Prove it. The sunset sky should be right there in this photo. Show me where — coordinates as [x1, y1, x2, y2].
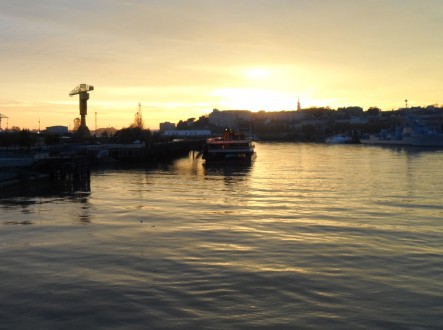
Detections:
[1, 0, 443, 131]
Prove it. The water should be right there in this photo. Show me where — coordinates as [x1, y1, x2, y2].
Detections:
[1, 143, 443, 329]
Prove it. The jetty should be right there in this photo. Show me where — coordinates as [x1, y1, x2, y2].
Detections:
[0, 140, 204, 187]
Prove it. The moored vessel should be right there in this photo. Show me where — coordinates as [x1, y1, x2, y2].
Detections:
[325, 134, 354, 144]
[360, 126, 443, 147]
[202, 129, 256, 164]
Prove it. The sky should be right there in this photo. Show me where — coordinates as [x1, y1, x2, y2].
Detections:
[1, 0, 443, 131]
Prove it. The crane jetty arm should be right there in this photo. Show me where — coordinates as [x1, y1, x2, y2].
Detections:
[69, 84, 94, 96]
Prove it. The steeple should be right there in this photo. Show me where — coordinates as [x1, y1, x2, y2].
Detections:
[297, 98, 301, 111]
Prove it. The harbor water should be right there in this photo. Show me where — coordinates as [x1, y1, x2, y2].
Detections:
[1, 143, 442, 329]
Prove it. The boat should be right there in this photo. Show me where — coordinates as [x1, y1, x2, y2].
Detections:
[360, 125, 443, 147]
[325, 134, 354, 144]
[202, 129, 257, 164]
[360, 109, 443, 147]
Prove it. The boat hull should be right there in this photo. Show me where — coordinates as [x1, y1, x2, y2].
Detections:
[202, 134, 257, 164]
[203, 150, 256, 164]
[360, 136, 411, 146]
[360, 134, 443, 147]
[325, 134, 353, 144]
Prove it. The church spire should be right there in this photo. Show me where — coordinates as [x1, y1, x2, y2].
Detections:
[297, 98, 301, 111]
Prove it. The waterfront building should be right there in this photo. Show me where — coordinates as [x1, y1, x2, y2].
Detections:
[162, 130, 212, 138]
[208, 109, 252, 131]
[46, 125, 69, 135]
[253, 110, 306, 123]
[160, 122, 176, 132]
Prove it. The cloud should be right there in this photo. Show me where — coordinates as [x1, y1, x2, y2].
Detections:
[2, 0, 443, 129]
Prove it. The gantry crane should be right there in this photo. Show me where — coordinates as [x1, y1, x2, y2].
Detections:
[0, 113, 8, 131]
[69, 84, 94, 137]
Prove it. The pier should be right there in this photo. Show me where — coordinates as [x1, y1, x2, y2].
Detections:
[0, 140, 204, 187]
[107, 140, 204, 162]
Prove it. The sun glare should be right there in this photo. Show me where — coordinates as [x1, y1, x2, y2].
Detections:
[213, 88, 298, 111]
[245, 68, 269, 80]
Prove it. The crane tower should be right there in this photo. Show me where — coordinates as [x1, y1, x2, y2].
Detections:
[69, 84, 94, 137]
[0, 113, 8, 131]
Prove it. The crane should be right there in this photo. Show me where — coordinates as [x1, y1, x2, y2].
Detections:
[0, 113, 8, 131]
[69, 84, 94, 137]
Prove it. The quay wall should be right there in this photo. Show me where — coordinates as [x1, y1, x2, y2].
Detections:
[0, 140, 203, 186]
[0, 157, 35, 186]
[108, 140, 204, 162]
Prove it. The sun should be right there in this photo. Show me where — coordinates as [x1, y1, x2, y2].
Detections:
[212, 88, 297, 111]
[244, 68, 270, 80]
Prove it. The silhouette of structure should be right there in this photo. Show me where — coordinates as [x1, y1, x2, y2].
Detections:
[69, 84, 94, 137]
[0, 113, 8, 131]
[132, 102, 144, 129]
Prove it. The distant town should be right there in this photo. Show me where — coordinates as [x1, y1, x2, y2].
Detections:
[160, 105, 443, 142]
[1, 104, 443, 146]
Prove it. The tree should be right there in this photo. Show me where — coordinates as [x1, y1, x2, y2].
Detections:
[112, 126, 151, 144]
[131, 103, 144, 129]
[366, 107, 381, 117]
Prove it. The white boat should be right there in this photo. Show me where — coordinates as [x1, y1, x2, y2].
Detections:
[325, 134, 353, 144]
[360, 126, 443, 147]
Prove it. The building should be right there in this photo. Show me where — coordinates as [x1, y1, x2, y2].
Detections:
[208, 109, 252, 131]
[159, 122, 176, 132]
[46, 126, 68, 135]
[162, 130, 212, 138]
[253, 110, 306, 123]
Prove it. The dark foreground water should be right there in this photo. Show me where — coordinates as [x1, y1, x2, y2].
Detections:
[1, 143, 443, 329]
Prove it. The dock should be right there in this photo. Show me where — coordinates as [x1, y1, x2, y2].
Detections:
[0, 140, 204, 187]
